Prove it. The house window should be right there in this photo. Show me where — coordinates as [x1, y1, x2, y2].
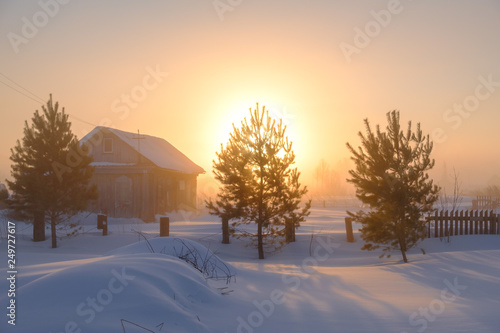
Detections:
[103, 138, 113, 153]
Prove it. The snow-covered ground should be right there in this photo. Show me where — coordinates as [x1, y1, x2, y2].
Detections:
[1, 206, 499, 333]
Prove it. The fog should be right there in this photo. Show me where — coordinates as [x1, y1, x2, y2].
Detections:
[1, 1, 499, 196]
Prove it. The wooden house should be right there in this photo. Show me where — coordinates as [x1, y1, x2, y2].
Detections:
[81, 127, 204, 221]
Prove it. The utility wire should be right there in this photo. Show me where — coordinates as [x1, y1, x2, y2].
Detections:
[0, 72, 98, 128]
[0, 72, 45, 103]
[0, 79, 44, 105]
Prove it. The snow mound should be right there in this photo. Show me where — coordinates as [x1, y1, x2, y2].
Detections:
[1, 254, 222, 333]
[108, 237, 236, 282]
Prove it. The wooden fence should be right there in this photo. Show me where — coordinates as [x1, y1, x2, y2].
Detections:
[427, 210, 500, 238]
[472, 196, 500, 210]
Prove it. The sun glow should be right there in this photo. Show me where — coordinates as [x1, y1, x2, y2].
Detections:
[211, 98, 308, 170]
[216, 102, 298, 147]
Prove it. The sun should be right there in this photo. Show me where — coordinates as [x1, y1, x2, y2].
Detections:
[214, 98, 299, 144]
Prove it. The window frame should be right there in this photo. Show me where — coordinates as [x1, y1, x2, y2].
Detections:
[103, 138, 114, 154]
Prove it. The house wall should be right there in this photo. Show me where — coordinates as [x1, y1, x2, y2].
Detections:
[90, 167, 198, 221]
[153, 170, 198, 214]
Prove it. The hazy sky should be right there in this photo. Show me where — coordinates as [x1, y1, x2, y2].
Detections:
[1, 0, 499, 192]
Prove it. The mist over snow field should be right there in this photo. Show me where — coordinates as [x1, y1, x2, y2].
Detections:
[1, 206, 499, 333]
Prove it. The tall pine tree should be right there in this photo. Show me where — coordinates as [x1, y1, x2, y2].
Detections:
[346, 111, 439, 263]
[206, 104, 310, 259]
[7, 95, 97, 248]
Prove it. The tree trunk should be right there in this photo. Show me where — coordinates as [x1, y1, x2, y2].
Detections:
[51, 215, 57, 249]
[33, 209, 45, 242]
[398, 235, 408, 263]
[397, 220, 408, 263]
[221, 217, 230, 244]
[285, 219, 295, 243]
[257, 221, 264, 259]
[400, 248, 408, 263]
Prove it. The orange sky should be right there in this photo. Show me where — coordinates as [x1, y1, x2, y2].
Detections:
[1, 0, 500, 192]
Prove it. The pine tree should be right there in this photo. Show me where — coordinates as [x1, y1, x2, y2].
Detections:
[346, 110, 439, 263]
[7, 95, 97, 247]
[206, 104, 310, 259]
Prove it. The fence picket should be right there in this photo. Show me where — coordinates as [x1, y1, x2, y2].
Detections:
[427, 209, 500, 238]
[459, 210, 464, 235]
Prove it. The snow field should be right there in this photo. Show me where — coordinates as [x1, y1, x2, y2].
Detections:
[0, 207, 499, 332]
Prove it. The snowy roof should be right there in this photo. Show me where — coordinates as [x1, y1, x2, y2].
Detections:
[81, 126, 205, 174]
[90, 162, 137, 167]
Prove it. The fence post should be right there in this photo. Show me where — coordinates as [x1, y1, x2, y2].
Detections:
[493, 212, 499, 235]
[439, 210, 445, 238]
[497, 213, 500, 235]
[97, 214, 107, 236]
[345, 217, 354, 243]
[427, 213, 431, 238]
[102, 216, 108, 236]
[449, 210, 454, 236]
[435, 210, 439, 238]
[465, 210, 470, 235]
[474, 211, 479, 235]
[459, 210, 464, 235]
[160, 217, 170, 237]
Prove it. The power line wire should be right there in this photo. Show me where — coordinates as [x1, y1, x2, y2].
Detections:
[0, 79, 44, 105]
[0, 72, 45, 103]
[0, 74, 98, 128]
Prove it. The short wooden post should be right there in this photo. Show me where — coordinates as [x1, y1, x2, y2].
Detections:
[102, 216, 108, 236]
[160, 217, 170, 237]
[97, 214, 106, 230]
[97, 214, 107, 236]
[345, 217, 354, 243]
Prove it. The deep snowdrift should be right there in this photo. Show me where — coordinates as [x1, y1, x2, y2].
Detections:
[0, 253, 224, 333]
[107, 237, 236, 281]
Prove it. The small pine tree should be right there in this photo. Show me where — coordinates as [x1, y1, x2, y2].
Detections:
[206, 104, 310, 259]
[7, 95, 97, 247]
[346, 111, 440, 263]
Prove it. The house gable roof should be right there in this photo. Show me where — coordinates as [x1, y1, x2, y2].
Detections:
[81, 127, 205, 175]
